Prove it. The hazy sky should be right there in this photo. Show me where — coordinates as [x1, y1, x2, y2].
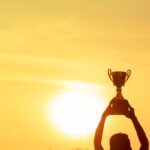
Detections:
[0, 0, 150, 150]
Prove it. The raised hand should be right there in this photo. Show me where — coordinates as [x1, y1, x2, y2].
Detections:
[102, 100, 113, 117]
[123, 102, 136, 119]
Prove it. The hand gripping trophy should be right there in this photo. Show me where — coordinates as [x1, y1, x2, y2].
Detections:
[108, 69, 131, 114]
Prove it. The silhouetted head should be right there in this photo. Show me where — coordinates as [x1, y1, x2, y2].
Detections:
[110, 133, 132, 150]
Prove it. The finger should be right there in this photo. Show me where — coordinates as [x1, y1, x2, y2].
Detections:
[109, 99, 115, 107]
[129, 105, 134, 111]
[127, 103, 134, 110]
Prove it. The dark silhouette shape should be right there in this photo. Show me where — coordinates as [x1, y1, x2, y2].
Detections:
[94, 100, 149, 150]
[110, 133, 131, 150]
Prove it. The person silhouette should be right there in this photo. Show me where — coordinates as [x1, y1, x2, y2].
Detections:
[94, 100, 149, 150]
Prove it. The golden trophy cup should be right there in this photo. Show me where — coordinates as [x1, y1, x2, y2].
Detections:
[108, 69, 131, 114]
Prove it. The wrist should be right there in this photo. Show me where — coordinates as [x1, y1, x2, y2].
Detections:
[102, 113, 107, 119]
[130, 114, 137, 120]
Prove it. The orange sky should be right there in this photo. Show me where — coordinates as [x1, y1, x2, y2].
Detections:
[0, 0, 150, 150]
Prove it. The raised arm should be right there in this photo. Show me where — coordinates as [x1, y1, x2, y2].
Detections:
[125, 105, 149, 150]
[94, 103, 111, 150]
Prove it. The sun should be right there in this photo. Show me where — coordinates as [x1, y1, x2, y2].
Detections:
[46, 83, 106, 137]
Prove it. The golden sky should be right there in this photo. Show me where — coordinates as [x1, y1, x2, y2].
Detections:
[0, 0, 150, 150]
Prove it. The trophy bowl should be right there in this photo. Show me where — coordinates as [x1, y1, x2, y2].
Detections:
[108, 69, 131, 88]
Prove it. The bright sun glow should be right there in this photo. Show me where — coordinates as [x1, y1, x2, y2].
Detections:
[47, 82, 106, 137]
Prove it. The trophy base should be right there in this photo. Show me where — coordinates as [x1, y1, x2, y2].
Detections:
[110, 99, 129, 115]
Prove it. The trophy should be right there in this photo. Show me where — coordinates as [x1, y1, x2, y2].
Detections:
[108, 69, 131, 114]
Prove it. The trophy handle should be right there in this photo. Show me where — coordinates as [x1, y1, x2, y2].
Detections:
[125, 69, 131, 82]
[108, 69, 113, 81]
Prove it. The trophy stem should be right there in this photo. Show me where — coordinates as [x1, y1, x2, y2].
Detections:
[115, 87, 124, 100]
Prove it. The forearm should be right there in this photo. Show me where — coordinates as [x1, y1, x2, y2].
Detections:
[131, 115, 149, 149]
[94, 115, 106, 150]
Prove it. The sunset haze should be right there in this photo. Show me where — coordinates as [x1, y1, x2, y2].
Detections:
[0, 0, 150, 150]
